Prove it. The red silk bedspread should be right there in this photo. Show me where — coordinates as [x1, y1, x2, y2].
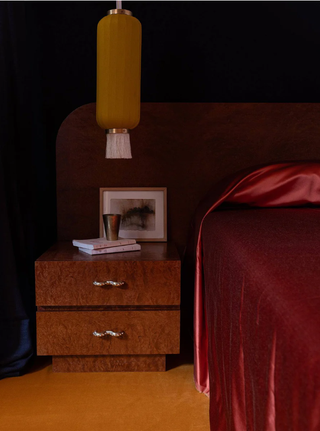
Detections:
[202, 208, 320, 431]
[191, 161, 320, 430]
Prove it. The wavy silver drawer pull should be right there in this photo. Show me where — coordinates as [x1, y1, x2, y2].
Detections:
[93, 280, 125, 287]
[93, 330, 125, 338]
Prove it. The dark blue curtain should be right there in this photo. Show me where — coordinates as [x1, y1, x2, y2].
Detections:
[0, 2, 54, 378]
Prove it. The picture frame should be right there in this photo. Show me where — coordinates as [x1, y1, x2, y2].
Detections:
[99, 187, 167, 242]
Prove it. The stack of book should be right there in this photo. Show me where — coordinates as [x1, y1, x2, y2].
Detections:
[72, 238, 141, 255]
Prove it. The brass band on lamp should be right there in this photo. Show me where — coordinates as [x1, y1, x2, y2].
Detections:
[96, 6, 142, 159]
[107, 129, 130, 134]
[108, 9, 132, 16]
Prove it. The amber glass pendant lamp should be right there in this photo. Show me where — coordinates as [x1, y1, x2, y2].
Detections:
[96, 0, 142, 159]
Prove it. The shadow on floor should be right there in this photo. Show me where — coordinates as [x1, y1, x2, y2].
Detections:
[26, 356, 52, 374]
[167, 335, 194, 371]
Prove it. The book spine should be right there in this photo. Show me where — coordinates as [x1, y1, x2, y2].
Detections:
[79, 244, 141, 255]
[91, 240, 136, 250]
[72, 239, 136, 250]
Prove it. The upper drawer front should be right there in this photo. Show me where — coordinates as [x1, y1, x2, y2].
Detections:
[37, 310, 180, 356]
[35, 260, 180, 306]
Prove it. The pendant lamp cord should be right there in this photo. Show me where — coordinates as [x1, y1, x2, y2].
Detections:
[116, 1, 122, 9]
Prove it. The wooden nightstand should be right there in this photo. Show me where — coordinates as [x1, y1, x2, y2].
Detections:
[35, 242, 180, 372]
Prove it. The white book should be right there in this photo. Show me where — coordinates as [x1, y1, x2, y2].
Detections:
[78, 243, 141, 255]
[72, 237, 136, 250]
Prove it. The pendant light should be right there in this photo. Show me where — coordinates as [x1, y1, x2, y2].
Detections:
[96, 1, 142, 159]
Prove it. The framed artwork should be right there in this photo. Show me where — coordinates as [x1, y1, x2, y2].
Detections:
[99, 187, 167, 242]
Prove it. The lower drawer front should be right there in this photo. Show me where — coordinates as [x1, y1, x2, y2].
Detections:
[37, 310, 180, 356]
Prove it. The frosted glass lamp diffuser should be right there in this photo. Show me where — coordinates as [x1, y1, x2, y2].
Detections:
[106, 129, 132, 159]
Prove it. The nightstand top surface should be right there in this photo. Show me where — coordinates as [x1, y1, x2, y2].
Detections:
[36, 242, 180, 262]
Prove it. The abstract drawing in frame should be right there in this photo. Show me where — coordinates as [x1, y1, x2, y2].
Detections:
[99, 187, 167, 242]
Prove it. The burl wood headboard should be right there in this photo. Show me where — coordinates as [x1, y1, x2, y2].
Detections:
[56, 103, 320, 255]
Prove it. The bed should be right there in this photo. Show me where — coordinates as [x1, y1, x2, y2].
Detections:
[189, 161, 320, 430]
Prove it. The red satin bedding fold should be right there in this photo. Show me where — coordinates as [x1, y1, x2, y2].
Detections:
[202, 209, 320, 430]
[192, 162, 320, 427]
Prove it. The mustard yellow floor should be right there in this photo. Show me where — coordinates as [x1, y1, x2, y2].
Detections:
[0, 360, 209, 431]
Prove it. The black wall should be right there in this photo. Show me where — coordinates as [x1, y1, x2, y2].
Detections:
[27, 1, 320, 126]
